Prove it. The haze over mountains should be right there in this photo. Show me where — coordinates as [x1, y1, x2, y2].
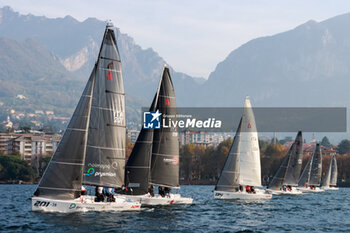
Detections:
[202, 15, 350, 108]
[1, 6, 350, 137]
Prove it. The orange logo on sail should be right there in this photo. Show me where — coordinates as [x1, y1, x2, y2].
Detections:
[248, 122, 251, 128]
[165, 98, 170, 106]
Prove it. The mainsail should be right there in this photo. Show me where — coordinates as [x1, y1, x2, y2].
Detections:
[150, 67, 180, 188]
[34, 67, 96, 200]
[309, 143, 322, 186]
[83, 27, 126, 188]
[238, 97, 261, 186]
[215, 97, 261, 191]
[268, 131, 303, 190]
[330, 155, 338, 186]
[124, 95, 157, 194]
[215, 119, 242, 191]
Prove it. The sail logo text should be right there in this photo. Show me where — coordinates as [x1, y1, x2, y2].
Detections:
[163, 118, 222, 129]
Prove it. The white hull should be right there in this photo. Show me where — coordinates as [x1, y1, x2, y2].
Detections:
[321, 187, 339, 191]
[118, 193, 193, 206]
[214, 190, 272, 200]
[266, 189, 302, 195]
[298, 187, 325, 193]
[32, 195, 141, 212]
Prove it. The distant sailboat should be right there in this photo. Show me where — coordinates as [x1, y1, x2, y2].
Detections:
[119, 67, 193, 205]
[214, 97, 272, 199]
[321, 155, 339, 190]
[32, 24, 141, 212]
[266, 131, 303, 195]
[298, 143, 324, 193]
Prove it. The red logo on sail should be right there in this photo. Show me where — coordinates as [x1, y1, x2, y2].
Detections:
[165, 98, 170, 106]
[248, 122, 251, 128]
[107, 62, 114, 81]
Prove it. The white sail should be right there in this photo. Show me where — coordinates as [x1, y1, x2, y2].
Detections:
[238, 97, 261, 186]
[321, 160, 331, 188]
[330, 155, 338, 186]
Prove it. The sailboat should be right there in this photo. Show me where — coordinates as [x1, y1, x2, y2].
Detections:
[118, 67, 193, 205]
[321, 155, 339, 190]
[297, 143, 324, 193]
[266, 131, 303, 195]
[32, 24, 141, 212]
[214, 97, 272, 199]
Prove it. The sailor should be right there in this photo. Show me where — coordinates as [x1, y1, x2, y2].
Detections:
[95, 186, 104, 202]
[282, 185, 287, 191]
[148, 185, 155, 197]
[159, 186, 165, 197]
[239, 185, 243, 192]
[81, 186, 87, 196]
[251, 186, 255, 194]
[245, 185, 251, 193]
[164, 187, 171, 197]
[104, 187, 115, 202]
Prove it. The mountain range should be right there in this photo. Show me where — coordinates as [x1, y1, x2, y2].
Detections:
[0, 6, 203, 120]
[1, 6, 350, 138]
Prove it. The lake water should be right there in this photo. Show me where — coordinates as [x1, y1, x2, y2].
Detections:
[1, 185, 349, 232]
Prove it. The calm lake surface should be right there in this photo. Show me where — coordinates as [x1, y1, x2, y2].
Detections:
[1, 185, 350, 232]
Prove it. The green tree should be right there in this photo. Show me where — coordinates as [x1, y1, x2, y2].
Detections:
[321, 136, 332, 148]
[0, 155, 37, 182]
[338, 139, 350, 154]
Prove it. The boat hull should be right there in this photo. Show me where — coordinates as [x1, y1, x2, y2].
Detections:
[213, 190, 272, 200]
[31, 195, 141, 212]
[118, 194, 193, 206]
[266, 189, 302, 195]
[298, 187, 325, 193]
[321, 187, 339, 191]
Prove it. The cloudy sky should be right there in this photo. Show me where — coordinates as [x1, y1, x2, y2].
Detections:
[1, 0, 350, 78]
